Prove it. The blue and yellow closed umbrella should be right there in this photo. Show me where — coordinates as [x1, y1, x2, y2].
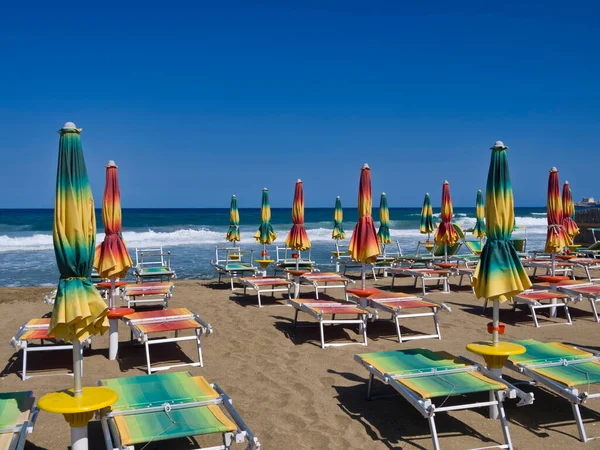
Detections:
[473, 189, 486, 239]
[226, 195, 241, 245]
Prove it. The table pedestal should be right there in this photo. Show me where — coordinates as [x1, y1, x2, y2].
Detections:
[537, 275, 570, 317]
[286, 269, 308, 298]
[107, 307, 135, 360]
[347, 288, 381, 308]
[255, 259, 273, 277]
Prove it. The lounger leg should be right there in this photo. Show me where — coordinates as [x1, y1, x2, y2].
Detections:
[590, 298, 600, 323]
[22, 348, 27, 381]
[531, 306, 540, 328]
[223, 432, 233, 450]
[391, 274, 396, 289]
[294, 309, 299, 327]
[367, 373, 374, 400]
[496, 392, 514, 450]
[572, 403, 588, 442]
[564, 303, 573, 325]
[319, 321, 326, 349]
[145, 342, 152, 375]
[196, 329, 203, 367]
[427, 414, 441, 450]
[433, 308, 441, 339]
[361, 315, 368, 346]
[394, 314, 402, 343]
[257, 291, 262, 308]
[422, 279, 426, 297]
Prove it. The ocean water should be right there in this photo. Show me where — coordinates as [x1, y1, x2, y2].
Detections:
[0, 207, 547, 287]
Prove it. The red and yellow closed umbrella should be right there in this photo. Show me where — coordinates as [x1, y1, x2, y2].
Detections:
[434, 181, 459, 261]
[546, 168, 571, 274]
[285, 179, 311, 269]
[562, 181, 580, 241]
[349, 164, 381, 288]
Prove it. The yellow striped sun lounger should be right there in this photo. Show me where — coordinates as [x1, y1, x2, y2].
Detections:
[0, 392, 37, 450]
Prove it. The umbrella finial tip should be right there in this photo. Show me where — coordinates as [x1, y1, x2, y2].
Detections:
[362, 163, 370, 169]
[232, 194, 236, 197]
[565, 181, 569, 184]
[491, 140, 508, 150]
[336, 195, 340, 198]
[107, 160, 116, 167]
[444, 180, 449, 184]
[382, 192, 386, 195]
[62, 121, 76, 129]
[297, 178, 302, 183]
[551, 167, 558, 172]
[263, 187, 268, 190]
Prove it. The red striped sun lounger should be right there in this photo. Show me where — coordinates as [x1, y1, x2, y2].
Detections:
[556, 283, 600, 322]
[512, 290, 572, 327]
[9, 318, 91, 381]
[299, 272, 354, 300]
[123, 308, 212, 374]
[122, 281, 174, 309]
[388, 268, 450, 295]
[288, 298, 369, 349]
[239, 277, 292, 307]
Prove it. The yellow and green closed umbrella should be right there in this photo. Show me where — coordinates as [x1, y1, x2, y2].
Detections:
[473, 189, 486, 239]
[561, 181, 579, 241]
[254, 188, 277, 256]
[226, 195, 241, 245]
[419, 193, 434, 239]
[434, 181, 459, 261]
[473, 141, 531, 345]
[377, 193, 392, 245]
[332, 196, 346, 240]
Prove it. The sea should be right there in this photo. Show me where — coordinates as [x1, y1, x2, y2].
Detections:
[0, 207, 548, 287]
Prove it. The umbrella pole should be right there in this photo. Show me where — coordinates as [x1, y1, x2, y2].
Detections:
[551, 253, 556, 276]
[444, 244, 448, 262]
[492, 298, 499, 346]
[71, 339, 88, 450]
[361, 263, 366, 290]
[109, 276, 116, 310]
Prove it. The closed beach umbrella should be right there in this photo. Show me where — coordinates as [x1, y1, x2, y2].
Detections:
[434, 181, 459, 261]
[285, 179, 311, 268]
[545, 168, 571, 274]
[562, 181, 580, 241]
[473, 141, 531, 345]
[377, 193, 392, 245]
[50, 122, 110, 396]
[226, 195, 241, 245]
[332, 196, 346, 240]
[349, 164, 381, 288]
[254, 188, 277, 256]
[473, 189, 486, 239]
[94, 160, 133, 309]
[419, 193, 434, 239]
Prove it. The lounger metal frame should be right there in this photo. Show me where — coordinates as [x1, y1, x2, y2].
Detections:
[522, 259, 575, 279]
[121, 282, 174, 309]
[99, 380, 260, 450]
[389, 268, 450, 295]
[0, 391, 39, 450]
[355, 354, 533, 450]
[559, 284, 600, 322]
[134, 247, 176, 282]
[511, 290, 573, 328]
[211, 247, 258, 290]
[124, 310, 213, 375]
[299, 273, 354, 300]
[240, 277, 292, 308]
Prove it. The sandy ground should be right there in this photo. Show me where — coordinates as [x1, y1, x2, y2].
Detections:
[2, 269, 600, 450]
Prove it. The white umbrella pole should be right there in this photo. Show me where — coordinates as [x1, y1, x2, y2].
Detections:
[109, 276, 116, 309]
[444, 244, 448, 262]
[492, 298, 499, 346]
[361, 263, 366, 290]
[73, 339, 82, 396]
[551, 253, 556, 276]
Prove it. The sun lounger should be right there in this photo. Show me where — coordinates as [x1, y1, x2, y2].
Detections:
[511, 290, 572, 327]
[0, 391, 38, 450]
[288, 298, 369, 348]
[388, 268, 450, 295]
[522, 259, 575, 279]
[123, 308, 212, 374]
[298, 272, 353, 300]
[99, 371, 260, 450]
[211, 247, 258, 290]
[577, 241, 600, 258]
[568, 258, 600, 282]
[134, 247, 176, 282]
[121, 281, 174, 309]
[238, 277, 292, 307]
[351, 291, 451, 343]
[9, 318, 91, 380]
[396, 242, 463, 268]
[506, 339, 600, 442]
[355, 348, 532, 450]
[273, 246, 316, 274]
[557, 283, 600, 322]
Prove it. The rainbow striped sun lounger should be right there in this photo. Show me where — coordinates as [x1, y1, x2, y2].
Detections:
[512, 290, 573, 327]
[388, 268, 450, 295]
[211, 247, 259, 290]
[9, 318, 91, 381]
[0, 392, 38, 450]
[123, 308, 213, 374]
[122, 281, 174, 309]
[506, 339, 600, 442]
[134, 247, 176, 283]
[569, 258, 600, 282]
[558, 283, 600, 322]
[239, 277, 292, 308]
[355, 348, 532, 450]
[299, 272, 354, 300]
[288, 298, 369, 349]
[351, 291, 451, 343]
[522, 259, 575, 278]
[99, 372, 260, 450]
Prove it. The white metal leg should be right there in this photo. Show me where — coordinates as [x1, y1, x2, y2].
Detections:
[108, 319, 119, 361]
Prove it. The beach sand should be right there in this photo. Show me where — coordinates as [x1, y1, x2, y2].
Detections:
[1, 271, 600, 449]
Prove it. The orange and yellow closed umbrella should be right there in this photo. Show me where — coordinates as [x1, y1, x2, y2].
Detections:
[562, 181, 579, 241]
[434, 181, 459, 261]
[285, 179, 311, 269]
[546, 168, 571, 274]
[349, 164, 381, 289]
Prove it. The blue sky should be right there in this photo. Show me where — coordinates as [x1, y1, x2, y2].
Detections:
[0, 1, 598, 209]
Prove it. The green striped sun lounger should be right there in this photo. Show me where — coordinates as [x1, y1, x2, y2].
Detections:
[0, 392, 37, 450]
[506, 339, 600, 442]
[99, 372, 260, 449]
[355, 348, 533, 450]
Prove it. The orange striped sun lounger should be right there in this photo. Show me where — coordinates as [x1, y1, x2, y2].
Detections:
[350, 291, 451, 343]
[388, 268, 450, 295]
[556, 283, 600, 322]
[288, 298, 369, 349]
[0, 391, 38, 450]
[122, 281, 174, 309]
[355, 348, 533, 450]
[9, 318, 91, 381]
[298, 272, 354, 300]
[239, 277, 292, 308]
[512, 290, 572, 328]
[123, 308, 213, 374]
[568, 258, 600, 282]
[522, 259, 575, 278]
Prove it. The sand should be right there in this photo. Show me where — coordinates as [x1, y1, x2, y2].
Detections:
[1, 271, 600, 449]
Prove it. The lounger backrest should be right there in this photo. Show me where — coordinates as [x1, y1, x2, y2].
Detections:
[511, 238, 527, 252]
[135, 248, 170, 269]
[276, 246, 311, 263]
[382, 241, 402, 258]
[464, 241, 483, 254]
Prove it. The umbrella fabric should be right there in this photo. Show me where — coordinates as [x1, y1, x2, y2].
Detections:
[50, 125, 109, 341]
[562, 181, 580, 240]
[377, 193, 392, 244]
[473, 189, 486, 238]
[285, 180, 311, 251]
[434, 181, 459, 246]
[348, 165, 381, 263]
[545, 168, 571, 253]
[254, 188, 277, 244]
[226, 195, 241, 243]
[419, 193, 434, 235]
[94, 162, 133, 279]
[473, 143, 531, 302]
[332, 196, 346, 240]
